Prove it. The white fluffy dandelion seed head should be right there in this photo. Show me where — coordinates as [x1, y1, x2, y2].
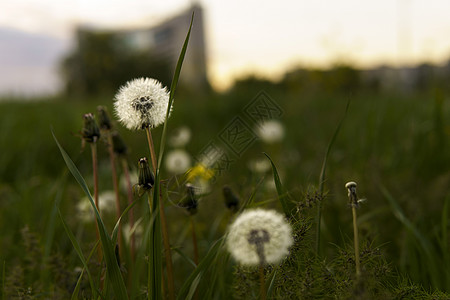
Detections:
[114, 77, 170, 130]
[168, 126, 192, 147]
[226, 209, 293, 266]
[165, 149, 192, 174]
[247, 158, 271, 174]
[77, 190, 116, 222]
[256, 120, 285, 144]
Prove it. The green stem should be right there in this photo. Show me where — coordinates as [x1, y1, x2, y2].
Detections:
[121, 157, 135, 262]
[107, 134, 122, 257]
[352, 206, 361, 277]
[145, 127, 158, 174]
[146, 128, 175, 300]
[90, 142, 102, 263]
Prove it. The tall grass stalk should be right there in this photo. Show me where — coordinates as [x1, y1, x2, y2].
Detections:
[146, 127, 175, 300]
[54, 132, 128, 299]
[149, 12, 193, 300]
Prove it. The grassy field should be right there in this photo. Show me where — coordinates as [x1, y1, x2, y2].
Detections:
[0, 85, 449, 298]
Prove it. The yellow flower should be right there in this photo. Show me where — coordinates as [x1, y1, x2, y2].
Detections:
[185, 163, 214, 182]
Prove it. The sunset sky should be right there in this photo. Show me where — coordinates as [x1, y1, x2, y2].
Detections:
[1, 0, 450, 93]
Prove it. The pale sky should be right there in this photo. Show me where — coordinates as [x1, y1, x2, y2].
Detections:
[1, 0, 450, 92]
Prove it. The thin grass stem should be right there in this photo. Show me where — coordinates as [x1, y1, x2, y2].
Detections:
[145, 127, 158, 173]
[106, 134, 122, 256]
[90, 142, 102, 262]
[121, 157, 136, 261]
[352, 206, 361, 277]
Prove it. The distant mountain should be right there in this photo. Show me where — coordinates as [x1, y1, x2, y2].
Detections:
[0, 27, 72, 97]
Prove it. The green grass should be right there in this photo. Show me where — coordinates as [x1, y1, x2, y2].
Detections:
[0, 85, 449, 298]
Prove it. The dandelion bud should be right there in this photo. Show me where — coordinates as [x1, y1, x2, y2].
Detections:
[138, 157, 154, 191]
[81, 113, 100, 143]
[223, 185, 239, 212]
[179, 184, 198, 215]
[111, 131, 128, 155]
[97, 106, 113, 130]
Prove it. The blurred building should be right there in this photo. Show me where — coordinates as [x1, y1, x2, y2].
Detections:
[118, 3, 208, 88]
[65, 4, 208, 94]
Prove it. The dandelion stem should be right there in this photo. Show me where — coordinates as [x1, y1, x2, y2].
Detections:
[145, 127, 158, 173]
[107, 134, 122, 256]
[259, 265, 267, 300]
[352, 206, 361, 277]
[121, 157, 135, 261]
[90, 142, 102, 261]
[159, 193, 174, 300]
[145, 127, 175, 300]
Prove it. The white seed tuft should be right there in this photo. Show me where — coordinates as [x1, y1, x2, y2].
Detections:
[114, 77, 170, 130]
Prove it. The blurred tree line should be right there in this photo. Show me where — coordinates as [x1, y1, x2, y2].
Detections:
[60, 29, 450, 96]
[231, 61, 450, 95]
[61, 28, 172, 95]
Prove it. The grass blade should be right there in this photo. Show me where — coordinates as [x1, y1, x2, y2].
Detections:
[158, 12, 194, 167]
[149, 188, 162, 300]
[315, 100, 349, 254]
[238, 177, 265, 214]
[52, 131, 129, 299]
[266, 268, 278, 298]
[263, 153, 294, 217]
[111, 196, 141, 244]
[381, 184, 441, 288]
[173, 248, 197, 269]
[177, 237, 224, 300]
[58, 208, 96, 297]
[71, 240, 100, 300]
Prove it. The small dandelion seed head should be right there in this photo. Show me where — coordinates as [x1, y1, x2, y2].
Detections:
[226, 209, 293, 266]
[256, 119, 285, 144]
[168, 126, 192, 147]
[164, 149, 192, 174]
[77, 191, 116, 222]
[114, 77, 170, 130]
